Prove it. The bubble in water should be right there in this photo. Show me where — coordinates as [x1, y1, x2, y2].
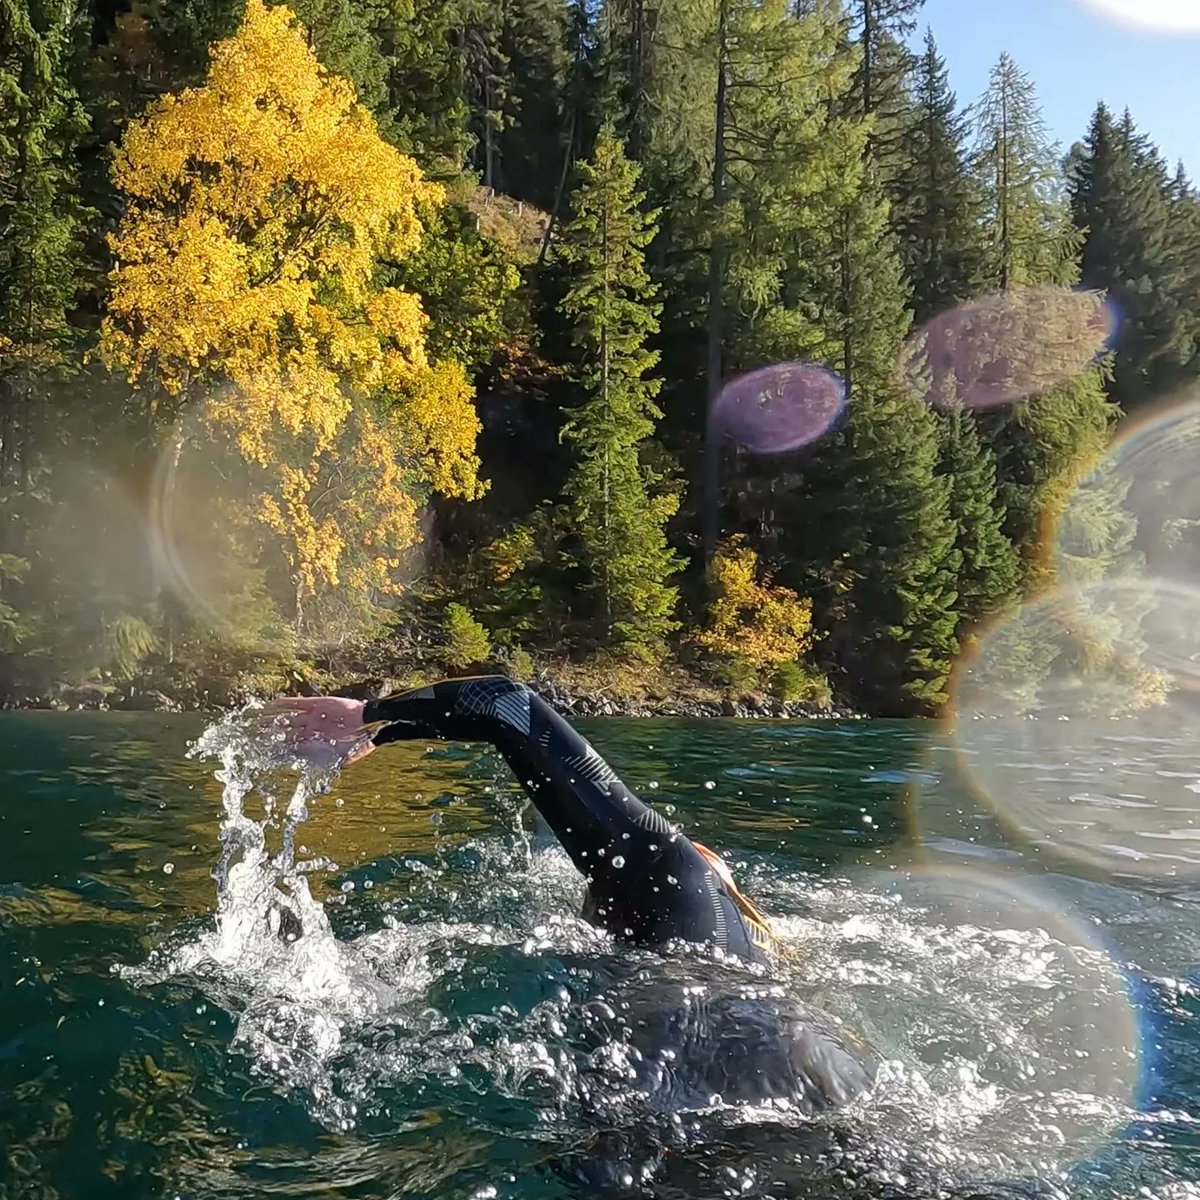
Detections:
[1073, 0, 1200, 31]
[163, 862, 175, 875]
[704, 781, 716, 790]
[710, 362, 847, 455]
[902, 286, 1116, 413]
[611, 856, 626, 869]
[946, 577, 1200, 879]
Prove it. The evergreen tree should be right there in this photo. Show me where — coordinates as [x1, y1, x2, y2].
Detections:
[846, 0, 924, 119]
[844, 0, 925, 182]
[555, 124, 681, 658]
[890, 30, 983, 324]
[973, 52, 1073, 291]
[935, 405, 1020, 633]
[802, 175, 961, 713]
[1068, 104, 1192, 413]
[971, 54, 1118, 569]
[697, 0, 857, 556]
[0, 0, 91, 490]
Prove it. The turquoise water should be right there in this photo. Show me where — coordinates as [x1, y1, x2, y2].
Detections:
[2, 711, 1199, 1199]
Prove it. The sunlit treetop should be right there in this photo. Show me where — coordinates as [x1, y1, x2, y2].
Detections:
[99, 0, 483, 620]
[101, 0, 447, 401]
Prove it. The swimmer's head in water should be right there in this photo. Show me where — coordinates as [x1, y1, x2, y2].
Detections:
[693, 841, 776, 955]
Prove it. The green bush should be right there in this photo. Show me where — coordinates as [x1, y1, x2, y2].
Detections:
[716, 655, 759, 693]
[771, 660, 833, 708]
[103, 614, 159, 681]
[443, 603, 491, 669]
[506, 645, 535, 680]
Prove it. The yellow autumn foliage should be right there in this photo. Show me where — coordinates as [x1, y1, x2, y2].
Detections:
[99, 0, 483, 623]
[697, 537, 814, 670]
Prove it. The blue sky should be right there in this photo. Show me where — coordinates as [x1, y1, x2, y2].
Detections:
[913, 0, 1200, 174]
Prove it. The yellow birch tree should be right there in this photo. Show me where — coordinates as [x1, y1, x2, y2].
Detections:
[99, 0, 483, 634]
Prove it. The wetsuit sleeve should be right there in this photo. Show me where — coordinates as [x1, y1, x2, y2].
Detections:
[363, 676, 766, 962]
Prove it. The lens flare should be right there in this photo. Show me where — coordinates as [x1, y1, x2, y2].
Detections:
[150, 396, 426, 656]
[1055, 396, 1200, 589]
[710, 362, 847, 455]
[903, 287, 1116, 412]
[843, 860, 1141, 1173]
[948, 578, 1200, 880]
[1074, 0, 1200, 32]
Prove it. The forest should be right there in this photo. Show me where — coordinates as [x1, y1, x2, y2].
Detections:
[1, 0, 1198, 716]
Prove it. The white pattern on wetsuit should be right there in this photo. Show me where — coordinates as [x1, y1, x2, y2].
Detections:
[454, 678, 531, 734]
[564, 742, 619, 785]
[703, 871, 730, 950]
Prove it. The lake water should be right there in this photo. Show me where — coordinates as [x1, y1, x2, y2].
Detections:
[2, 711, 1199, 1199]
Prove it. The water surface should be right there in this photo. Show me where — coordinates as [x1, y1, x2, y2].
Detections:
[2, 712, 1198, 1199]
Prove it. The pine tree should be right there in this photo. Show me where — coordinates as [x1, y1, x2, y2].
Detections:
[845, 0, 925, 179]
[971, 54, 1118, 569]
[802, 175, 962, 714]
[0, 0, 91, 490]
[698, 0, 857, 557]
[890, 30, 983, 324]
[1068, 104, 1192, 413]
[555, 125, 681, 659]
[935, 405, 1020, 633]
[973, 53, 1072, 291]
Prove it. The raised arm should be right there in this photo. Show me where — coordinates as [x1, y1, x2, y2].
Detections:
[273, 677, 772, 961]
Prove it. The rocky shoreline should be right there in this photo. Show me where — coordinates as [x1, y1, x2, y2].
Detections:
[1, 672, 863, 721]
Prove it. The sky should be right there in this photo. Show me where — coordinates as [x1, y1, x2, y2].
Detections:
[912, 0, 1200, 175]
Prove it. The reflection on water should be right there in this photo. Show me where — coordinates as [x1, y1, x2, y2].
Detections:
[1, 712, 1199, 1198]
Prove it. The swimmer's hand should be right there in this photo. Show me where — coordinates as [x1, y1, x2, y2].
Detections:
[265, 696, 378, 769]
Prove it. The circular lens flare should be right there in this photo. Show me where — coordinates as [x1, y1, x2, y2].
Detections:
[711, 362, 847, 455]
[1055, 396, 1200, 590]
[150, 396, 426, 656]
[795, 860, 1141, 1176]
[949, 578, 1200, 880]
[1074, 0, 1200, 31]
[903, 287, 1116, 412]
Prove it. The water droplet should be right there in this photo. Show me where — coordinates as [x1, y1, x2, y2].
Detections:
[667, 874, 678, 886]
[612, 855, 626, 869]
[704, 780, 716, 790]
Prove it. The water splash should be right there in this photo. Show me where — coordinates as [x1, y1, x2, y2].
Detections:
[119, 707, 1146, 1194]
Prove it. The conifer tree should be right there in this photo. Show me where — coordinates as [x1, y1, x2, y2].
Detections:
[935, 405, 1020, 633]
[806, 175, 961, 713]
[845, 0, 925, 181]
[555, 125, 681, 659]
[0, 0, 91, 489]
[973, 52, 1072, 291]
[891, 30, 983, 324]
[971, 54, 1118, 568]
[1068, 104, 1191, 412]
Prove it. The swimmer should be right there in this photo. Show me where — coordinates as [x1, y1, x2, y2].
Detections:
[269, 675, 879, 1115]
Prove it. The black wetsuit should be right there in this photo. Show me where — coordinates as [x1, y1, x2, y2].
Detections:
[365, 675, 769, 961]
[364, 675, 879, 1119]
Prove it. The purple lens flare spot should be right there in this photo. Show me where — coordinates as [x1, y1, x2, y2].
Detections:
[711, 362, 848, 455]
